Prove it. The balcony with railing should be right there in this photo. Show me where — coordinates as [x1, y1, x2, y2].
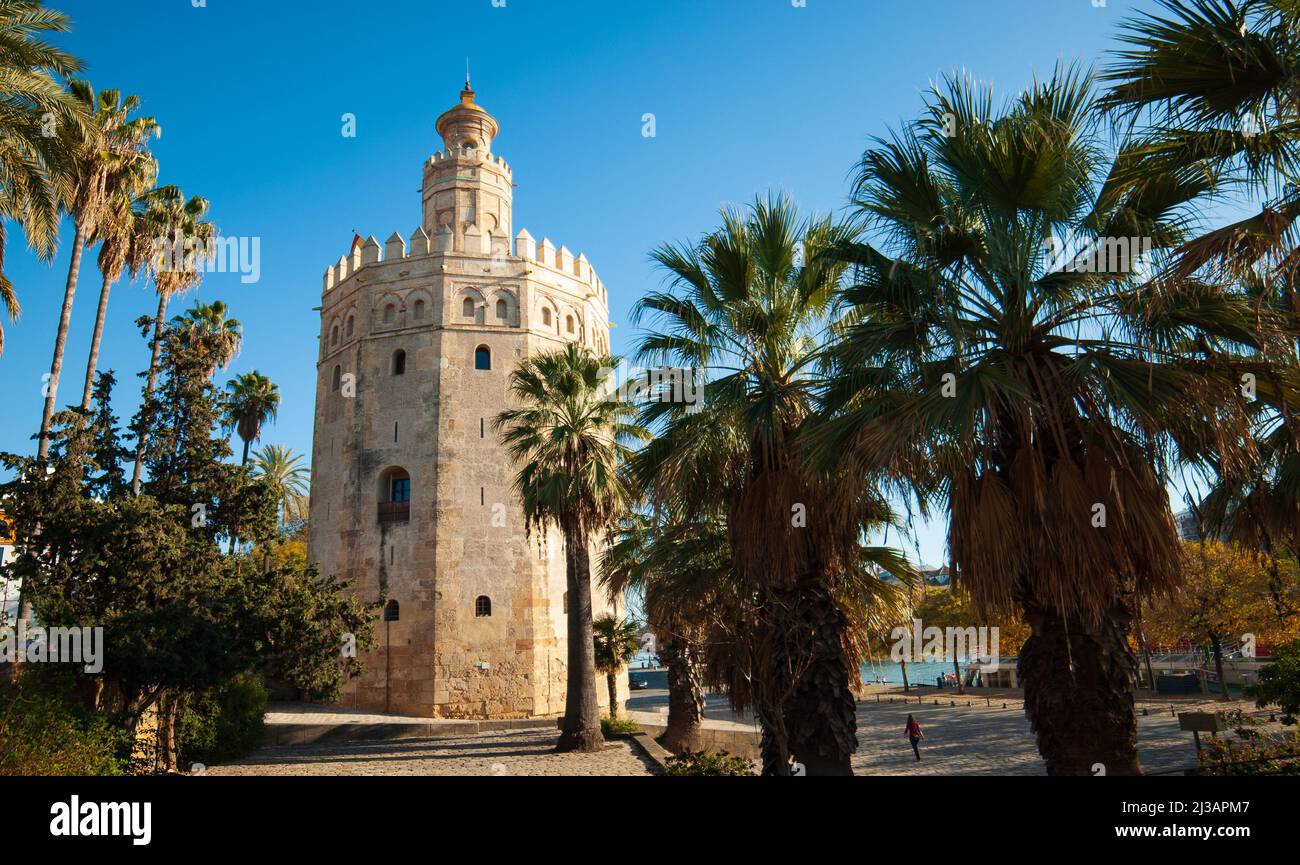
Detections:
[378, 501, 410, 524]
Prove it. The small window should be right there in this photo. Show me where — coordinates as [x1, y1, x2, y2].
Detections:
[391, 475, 411, 502]
[331, 325, 339, 345]
[413, 300, 426, 320]
[463, 297, 475, 318]
[475, 596, 492, 618]
[346, 315, 354, 337]
[542, 308, 552, 327]
[383, 600, 400, 622]
[496, 299, 508, 320]
[393, 349, 406, 376]
[475, 345, 491, 371]
[563, 592, 568, 614]
[331, 365, 342, 391]
[383, 304, 396, 324]
[566, 315, 575, 334]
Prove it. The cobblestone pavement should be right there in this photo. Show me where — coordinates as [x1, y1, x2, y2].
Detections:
[206, 729, 656, 776]
[850, 698, 1271, 776]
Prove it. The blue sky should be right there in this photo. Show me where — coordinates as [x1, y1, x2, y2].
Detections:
[1, 0, 1180, 566]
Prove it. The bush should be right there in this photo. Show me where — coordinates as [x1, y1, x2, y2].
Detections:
[662, 750, 756, 776]
[178, 672, 268, 768]
[0, 673, 127, 776]
[1251, 641, 1300, 725]
[601, 716, 641, 737]
[1199, 730, 1300, 775]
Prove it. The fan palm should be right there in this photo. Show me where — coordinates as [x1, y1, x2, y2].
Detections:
[252, 444, 309, 526]
[592, 615, 641, 718]
[494, 342, 647, 752]
[130, 187, 216, 493]
[36, 82, 159, 457]
[634, 194, 912, 775]
[1102, 0, 1300, 624]
[600, 510, 714, 752]
[0, 0, 88, 358]
[176, 300, 241, 379]
[814, 65, 1264, 774]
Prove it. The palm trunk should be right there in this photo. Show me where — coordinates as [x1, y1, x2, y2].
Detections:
[1211, 633, 1231, 702]
[953, 654, 964, 694]
[900, 657, 910, 691]
[38, 221, 87, 459]
[229, 438, 251, 555]
[661, 633, 706, 753]
[606, 672, 618, 719]
[556, 533, 603, 752]
[80, 273, 116, 412]
[1018, 592, 1142, 776]
[771, 583, 857, 776]
[132, 292, 169, 495]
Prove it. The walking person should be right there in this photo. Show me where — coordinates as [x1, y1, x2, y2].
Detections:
[906, 713, 924, 762]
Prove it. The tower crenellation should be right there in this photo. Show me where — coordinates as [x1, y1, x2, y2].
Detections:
[308, 83, 621, 720]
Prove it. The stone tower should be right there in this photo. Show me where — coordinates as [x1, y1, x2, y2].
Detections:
[308, 83, 624, 719]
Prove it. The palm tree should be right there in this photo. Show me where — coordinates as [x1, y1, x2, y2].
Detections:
[252, 444, 309, 526]
[815, 66, 1262, 774]
[592, 615, 640, 718]
[177, 300, 241, 379]
[601, 511, 708, 751]
[1102, 0, 1300, 627]
[37, 82, 159, 458]
[224, 371, 278, 466]
[130, 187, 216, 493]
[494, 342, 647, 752]
[224, 372, 279, 555]
[79, 118, 161, 411]
[634, 193, 913, 775]
[0, 0, 88, 359]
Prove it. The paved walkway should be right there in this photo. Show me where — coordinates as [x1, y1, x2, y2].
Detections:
[207, 729, 657, 777]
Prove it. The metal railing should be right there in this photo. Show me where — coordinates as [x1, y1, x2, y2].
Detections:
[378, 501, 410, 524]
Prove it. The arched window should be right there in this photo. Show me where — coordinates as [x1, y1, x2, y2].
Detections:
[566, 315, 575, 334]
[462, 297, 475, 318]
[345, 315, 354, 337]
[383, 304, 396, 324]
[392, 349, 406, 376]
[413, 300, 426, 320]
[331, 324, 339, 345]
[475, 596, 492, 617]
[474, 345, 491, 371]
[331, 365, 342, 391]
[542, 308, 552, 327]
[378, 466, 411, 524]
[495, 299, 508, 320]
[383, 599, 400, 622]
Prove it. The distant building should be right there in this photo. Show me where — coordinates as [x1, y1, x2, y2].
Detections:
[0, 511, 17, 627]
[1174, 509, 1202, 542]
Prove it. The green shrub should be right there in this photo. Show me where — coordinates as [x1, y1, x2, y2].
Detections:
[1252, 641, 1300, 725]
[601, 716, 641, 737]
[1199, 730, 1300, 775]
[179, 671, 268, 768]
[0, 674, 127, 776]
[662, 750, 756, 776]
